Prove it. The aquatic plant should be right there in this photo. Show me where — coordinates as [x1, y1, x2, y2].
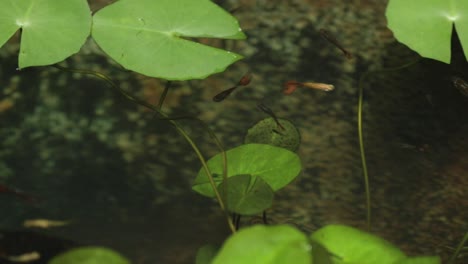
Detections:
[0, 0, 452, 263]
[386, 0, 468, 63]
[206, 224, 441, 264]
[0, 0, 244, 79]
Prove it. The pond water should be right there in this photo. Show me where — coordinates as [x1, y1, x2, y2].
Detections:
[1, 0, 467, 263]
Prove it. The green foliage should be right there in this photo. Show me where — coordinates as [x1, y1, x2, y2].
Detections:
[311, 225, 406, 264]
[92, 0, 245, 80]
[48, 247, 130, 264]
[212, 225, 312, 264]
[0, 0, 91, 68]
[386, 0, 468, 63]
[311, 225, 441, 264]
[192, 143, 302, 198]
[0, 0, 245, 80]
[217, 174, 274, 215]
[206, 224, 441, 264]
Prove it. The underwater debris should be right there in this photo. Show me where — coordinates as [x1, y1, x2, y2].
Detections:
[451, 76, 468, 97]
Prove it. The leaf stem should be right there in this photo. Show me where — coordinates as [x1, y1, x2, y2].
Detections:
[52, 64, 236, 233]
[449, 231, 468, 264]
[357, 57, 420, 231]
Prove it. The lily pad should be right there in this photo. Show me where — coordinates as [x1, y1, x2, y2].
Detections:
[49, 247, 130, 264]
[92, 0, 245, 80]
[310, 225, 406, 264]
[192, 144, 302, 198]
[0, 0, 91, 68]
[217, 174, 274, 215]
[212, 225, 311, 264]
[386, 0, 468, 63]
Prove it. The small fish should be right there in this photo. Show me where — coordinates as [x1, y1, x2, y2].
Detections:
[319, 28, 353, 59]
[283, 81, 334, 95]
[257, 103, 284, 130]
[5, 251, 40, 263]
[23, 219, 70, 229]
[237, 72, 252, 86]
[213, 86, 237, 102]
[451, 76, 468, 97]
[213, 73, 251, 102]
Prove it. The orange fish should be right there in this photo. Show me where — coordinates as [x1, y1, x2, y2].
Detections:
[283, 81, 334, 95]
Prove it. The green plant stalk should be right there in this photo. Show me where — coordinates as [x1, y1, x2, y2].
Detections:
[52, 65, 235, 233]
[157, 80, 171, 110]
[357, 57, 421, 231]
[357, 75, 371, 230]
[449, 231, 468, 264]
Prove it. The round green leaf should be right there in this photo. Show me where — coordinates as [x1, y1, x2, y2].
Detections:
[386, 0, 468, 63]
[92, 0, 245, 80]
[48, 247, 130, 264]
[244, 118, 301, 152]
[217, 174, 274, 215]
[212, 225, 311, 264]
[310, 225, 406, 264]
[192, 144, 302, 198]
[0, 0, 91, 68]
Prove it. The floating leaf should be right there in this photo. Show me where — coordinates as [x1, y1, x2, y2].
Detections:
[217, 174, 274, 215]
[49, 247, 130, 264]
[386, 0, 468, 63]
[310, 225, 406, 264]
[192, 144, 302, 198]
[212, 225, 311, 264]
[92, 0, 245, 80]
[0, 0, 91, 68]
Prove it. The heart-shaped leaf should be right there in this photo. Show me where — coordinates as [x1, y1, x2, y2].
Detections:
[92, 0, 245, 80]
[217, 174, 274, 215]
[0, 0, 91, 68]
[192, 144, 302, 198]
[212, 225, 311, 264]
[386, 0, 468, 63]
